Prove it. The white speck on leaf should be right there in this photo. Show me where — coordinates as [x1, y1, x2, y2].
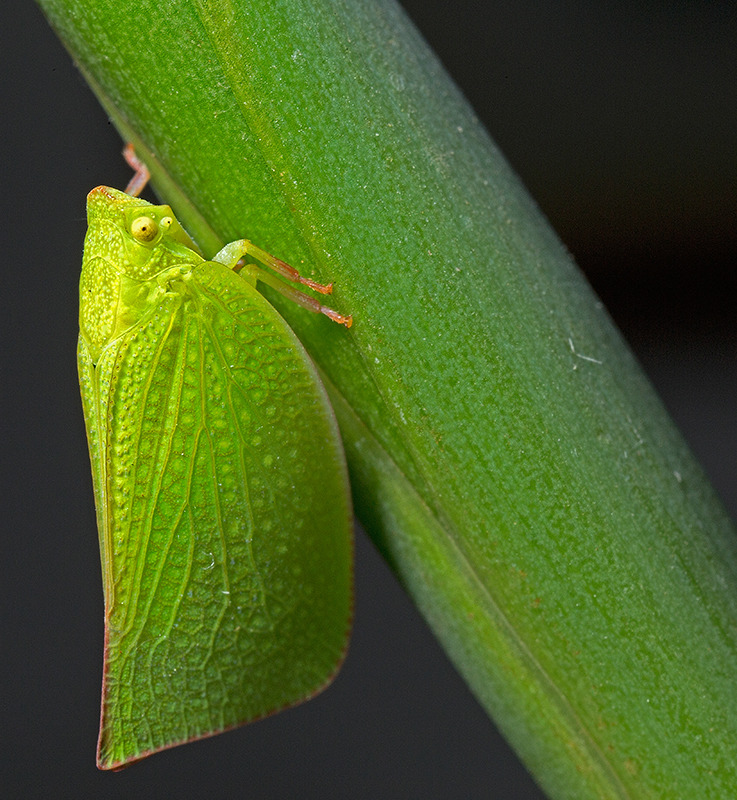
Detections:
[568, 336, 603, 365]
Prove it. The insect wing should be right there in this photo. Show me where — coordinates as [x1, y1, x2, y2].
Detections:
[79, 259, 352, 769]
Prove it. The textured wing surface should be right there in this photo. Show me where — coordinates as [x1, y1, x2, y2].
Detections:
[82, 261, 352, 769]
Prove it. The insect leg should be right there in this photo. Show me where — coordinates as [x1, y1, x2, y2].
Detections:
[251, 267, 352, 327]
[213, 240, 338, 294]
[212, 240, 352, 327]
[122, 144, 151, 197]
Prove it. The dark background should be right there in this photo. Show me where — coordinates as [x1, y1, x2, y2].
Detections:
[3, 2, 735, 798]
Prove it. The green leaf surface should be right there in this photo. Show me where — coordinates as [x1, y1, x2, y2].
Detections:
[36, 0, 737, 796]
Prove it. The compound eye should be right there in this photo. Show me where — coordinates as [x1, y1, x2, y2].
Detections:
[131, 216, 158, 242]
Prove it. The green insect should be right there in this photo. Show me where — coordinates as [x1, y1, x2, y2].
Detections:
[78, 146, 353, 770]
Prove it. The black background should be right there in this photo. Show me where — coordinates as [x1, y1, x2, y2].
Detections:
[3, 2, 735, 798]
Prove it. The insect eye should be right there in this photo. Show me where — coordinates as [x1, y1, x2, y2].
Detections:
[131, 216, 159, 242]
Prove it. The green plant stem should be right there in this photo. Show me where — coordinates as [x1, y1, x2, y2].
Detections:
[36, 0, 737, 796]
